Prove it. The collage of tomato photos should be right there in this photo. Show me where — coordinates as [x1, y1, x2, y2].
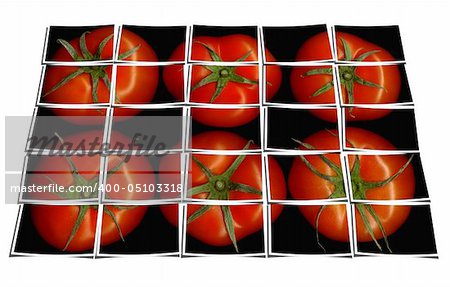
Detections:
[10, 24, 437, 258]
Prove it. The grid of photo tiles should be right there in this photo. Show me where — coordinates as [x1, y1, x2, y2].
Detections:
[10, 24, 437, 258]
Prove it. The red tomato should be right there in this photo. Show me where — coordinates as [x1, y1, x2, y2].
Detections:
[31, 205, 147, 252]
[190, 107, 260, 128]
[28, 131, 153, 251]
[290, 32, 401, 122]
[289, 127, 414, 247]
[163, 35, 281, 127]
[335, 32, 397, 62]
[42, 27, 159, 118]
[294, 32, 333, 61]
[160, 131, 286, 249]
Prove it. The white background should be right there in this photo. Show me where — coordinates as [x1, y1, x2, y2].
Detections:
[1, 0, 449, 286]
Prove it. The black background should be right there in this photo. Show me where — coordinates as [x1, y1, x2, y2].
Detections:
[262, 25, 330, 62]
[122, 25, 186, 62]
[267, 107, 338, 149]
[271, 204, 351, 254]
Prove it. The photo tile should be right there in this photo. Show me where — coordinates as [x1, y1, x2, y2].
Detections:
[19, 153, 102, 202]
[12, 204, 98, 256]
[343, 108, 419, 151]
[267, 154, 345, 201]
[344, 153, 429, 202]
[188, 64, 260, 105]
[266, 107, 340, 151]
[189, 107, 262, 150]
[114, 64, 184, 105]
[333, 25, 405, 62]
[98, 204, 179, 255]
[44, 25, 116, 63]
[190, 25, 259, 62]
[101, 153, 183, 202]
[264, 155, 289, 201]
[186, 152, 264, 202]
[262, 25, 333, 62]
[39, 65, 113, 105]
[270, 204, 351, 255]
[183, 203, 265, 255]
[109, 107, 184, 152]
[28, 107, 108, 152]
[119, 25, 187, 62]
[266, 64, 337, 105]
[352, 203, 437, 256]
[336, 63, 413, 105]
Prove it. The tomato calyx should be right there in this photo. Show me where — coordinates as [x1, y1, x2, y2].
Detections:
[43, 31, 141, 104]
[187, 141, 262, 252]
[300, 38, 385, 115]
[192, 41, 258, 103]
[293, 135, 414, 252]
[39, 133, 133, 251]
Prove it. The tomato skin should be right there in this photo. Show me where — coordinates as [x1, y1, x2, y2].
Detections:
[163, 36, 281, 127]
[167, 35, 281, 103]
[294, 32, 333, 61]
[27, 131, 153, 251]
[190, 64, 259, 104]
[34, 130, 156, 201]
[115, 65, 158, 104]
[160, 131, 286, 247]
[191, 107, 260, 128]
[30, 204, 147, 252]
[50, 27, 115, 61]
[31, 205, 98, 252]
[290, 65, 335, 105]
[42, 27, 159, 117]
[288, 153, 342, 200]
[42, 66, 112, 104]
[289, 127, 414, 242]
[335, 32, 395, 62]
[300, 205, 350, 242]
[345, 126, 395, 150]
[291, 32, 402, 122]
